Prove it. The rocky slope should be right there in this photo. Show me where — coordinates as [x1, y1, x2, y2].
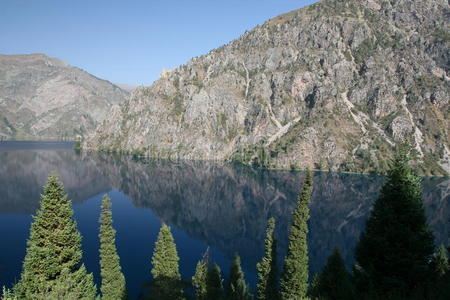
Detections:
[85, 0, 450, 175]
[0, 54, 129, 140]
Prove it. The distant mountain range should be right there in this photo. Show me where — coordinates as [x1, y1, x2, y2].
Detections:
[114, 83, 137, 93]
[83, 0, 449, 176]
[0, 53, 129, 140]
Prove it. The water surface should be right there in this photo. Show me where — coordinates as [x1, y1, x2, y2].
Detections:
[0, 141, 448, 298]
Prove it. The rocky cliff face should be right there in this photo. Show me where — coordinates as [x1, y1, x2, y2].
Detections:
[0, 54, 129, 140]
[85, 0, 449, 176]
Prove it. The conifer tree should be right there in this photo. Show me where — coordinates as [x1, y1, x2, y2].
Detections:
[432, 245, 449, 278]
[99, 194, 127, 300]
[192, 249, 209, 300]
[46, 266, 98, 299]
[13, 174, 96, 299]
[310, 248, 354, 300]
[256, 217, 278, 300]
[2, 287, 17, 300]
[206, 264, 224, 300]
[280, 170, 313, 300]
[227, 253, 252, 300]
[429, 245, 450, 300]
[150, 223, 184, 300]
[355, 150, 435, 297]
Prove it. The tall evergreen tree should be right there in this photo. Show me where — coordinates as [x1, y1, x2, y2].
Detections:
[99, 194, 127, 300]
[13, 174, 96, 299]
[256, 217, 278, 300]
[192, 249, 209, 300]
[2, 287, 17, 300]
[431, 245, 449, 278]
[280, 170, 313, 300]
[206, 264, 224, 300]
[310, 248, 354, 300]
[227, 253, 252, 300]
[355, 150, 435, 297]
[150, 223, 184, 300]
[45, 266, 98, 299]
[429, 245, 450, 300]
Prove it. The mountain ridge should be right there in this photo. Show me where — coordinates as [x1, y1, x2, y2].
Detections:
[85, 0, 450, 176]
[0, 53, 129, 140]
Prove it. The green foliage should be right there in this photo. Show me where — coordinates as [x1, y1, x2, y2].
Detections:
[13, 174, 97, 299]
[231, 141, 271, 169]
[431, 28, 450, 43]
[431, 245, 449, 278]
[150, 224, 184, 300]
[45, 266, 97, 300]
[2, 287, 17, 300]
[227, 254, 252, 300]
[343, 50, 352, 62]
[428, 245, 450, 300]
[99, 195, 127, 300]
[256, 217, 278, 300]
[131, 148, 146, 160]
[415, 75, 441, 93]
[353, 38, 377, 65]
[355, 150, 435, 298]
[280, 170, 313, 300]
[192, 250, 209, 300]
[217, 112, 228, 129]
[206, 264, 225, 300]
[171, 93, 185, 118]
[310, 248, 355, 300]
[74, 141, 82, 150]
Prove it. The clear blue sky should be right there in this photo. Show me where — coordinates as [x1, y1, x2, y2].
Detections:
[0, 0, 318, 85]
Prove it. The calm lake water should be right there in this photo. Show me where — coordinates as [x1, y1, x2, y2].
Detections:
[0, 141, 449, 299]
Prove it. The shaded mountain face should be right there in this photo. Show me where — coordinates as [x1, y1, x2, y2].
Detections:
[0, 53, 129, 140]
[85, 0, 449, 176]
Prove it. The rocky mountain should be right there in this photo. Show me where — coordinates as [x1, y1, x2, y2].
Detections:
[85, 0, 450, 176]
[0, 53, 129, 140]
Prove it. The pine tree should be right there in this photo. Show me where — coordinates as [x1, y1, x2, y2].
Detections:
[150, 223, 184, 300]
[46, 266, 97, 300]
[355, 150, 435, 297]
[431, 245, 449, 278]
[99, 194, 127, 300]
[256, 217, 278, 300]
[206, 264, 224, 300]
[429, 245, 450, 300]
[13, 174, 96, 299]
[227, 253, 252, 300]
[310, 248, 354, 300]
[192, 249, 209, 300]
[280, 170, 313, 300]
[2, 287, 17, 300]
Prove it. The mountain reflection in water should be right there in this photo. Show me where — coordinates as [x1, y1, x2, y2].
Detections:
[0, 142, 448, 298]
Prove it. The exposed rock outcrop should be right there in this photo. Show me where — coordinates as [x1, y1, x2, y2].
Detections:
[85, 0, 450, 175]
